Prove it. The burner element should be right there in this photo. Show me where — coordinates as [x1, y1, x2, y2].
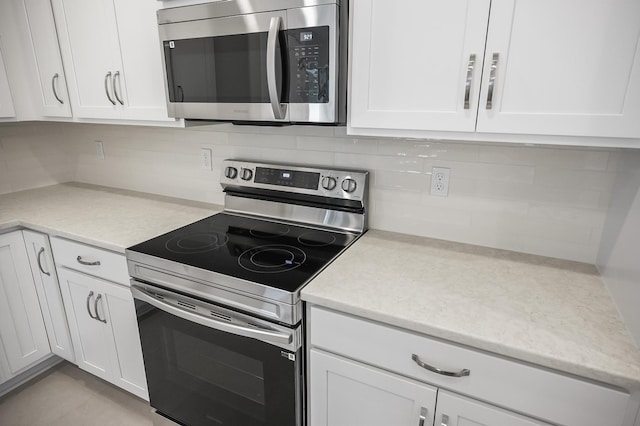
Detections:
[297, 231, 337, 247]
[238, 245, 306, 274]
[165, 233, 229, 254]
[249, 223, 290, 238]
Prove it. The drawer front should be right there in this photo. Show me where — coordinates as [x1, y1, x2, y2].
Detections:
[50, 237, 129, 285]
[309, 306, 630, 426]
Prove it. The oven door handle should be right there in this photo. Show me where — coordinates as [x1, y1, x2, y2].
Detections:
[131, 285, 293, 347]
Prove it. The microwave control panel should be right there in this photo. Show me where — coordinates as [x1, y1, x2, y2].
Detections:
[288, 26, 330, 104]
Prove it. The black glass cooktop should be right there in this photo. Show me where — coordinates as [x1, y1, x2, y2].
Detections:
[127, 213, 358, 293]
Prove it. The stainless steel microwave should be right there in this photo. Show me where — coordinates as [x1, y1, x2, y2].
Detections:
[157, 0, 347, 125]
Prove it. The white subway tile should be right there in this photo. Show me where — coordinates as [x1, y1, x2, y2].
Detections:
[372, 170, 428, 191]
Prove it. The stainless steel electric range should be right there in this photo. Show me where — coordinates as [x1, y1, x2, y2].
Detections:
[125, 160, 368, 426]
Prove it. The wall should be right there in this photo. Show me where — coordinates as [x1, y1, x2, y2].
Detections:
[0, 122, 73, 194]
[0, 122, 623, 264]
[597, 151, 640, 348]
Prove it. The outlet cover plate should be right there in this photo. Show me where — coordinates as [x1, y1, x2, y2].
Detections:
[430, 167, 450, 196]
[200, 148, 212, 171]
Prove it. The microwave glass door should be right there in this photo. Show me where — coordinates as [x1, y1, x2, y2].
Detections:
[163, 32, 287, 104]
[135, 298, 302, 426]
[161, 12, 287, 106]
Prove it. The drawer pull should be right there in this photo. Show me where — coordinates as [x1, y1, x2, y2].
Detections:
[441, 414, 449, 426]
[411, 354, 470, 377]
[418, 407, 428, 426]
[77, 255, 101, 266]
[37, 247, 51, 276]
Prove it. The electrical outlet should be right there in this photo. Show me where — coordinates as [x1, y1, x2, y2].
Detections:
[430, 167, 450, 196]
[95, 141, 105, 160]
[200, 148, 212, 171]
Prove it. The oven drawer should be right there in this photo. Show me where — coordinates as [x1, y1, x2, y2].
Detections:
[308, 306, 631, 426]
[50, 237, 129, 285]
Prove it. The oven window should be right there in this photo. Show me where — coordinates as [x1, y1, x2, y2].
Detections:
[163, 31, 287, 104]
[172, 330, 266, 408]
[136, 301, 301, 426]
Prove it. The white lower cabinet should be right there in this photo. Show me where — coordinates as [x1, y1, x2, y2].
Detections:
[310, 349, 548, 426]
[310, 349, 437, 426]
[434, 390, 549, 426]
[51, 236, 148, 400]
[0, 231, 51, 380]
[22, 230, 75, 362]
[308, 306, 634, 426]
[57, 267, 148, 400]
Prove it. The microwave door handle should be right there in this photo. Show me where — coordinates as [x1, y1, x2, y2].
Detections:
[131, 285, 293, 348]
[267, 16, 287, 120]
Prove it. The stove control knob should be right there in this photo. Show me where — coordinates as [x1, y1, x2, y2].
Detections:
[240, 168, 253, 181]
[321, 176, 337, 190]
[225, 166, 238, 179]
[341, 178, 357, 193]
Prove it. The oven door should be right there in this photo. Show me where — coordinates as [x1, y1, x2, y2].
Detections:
[131, 283, 303, 426]
[158, 10, 289, 122]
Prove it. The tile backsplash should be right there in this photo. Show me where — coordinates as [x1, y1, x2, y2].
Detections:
[0, 122, 624, 264]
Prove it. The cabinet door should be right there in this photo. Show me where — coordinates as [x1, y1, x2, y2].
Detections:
[310, 349, 437, 426]
[0, 40, 16, 118]
[22, 0, 72, 117]
[435, 390, 551, 426]
[477, 0, 640, 138]
[57, 268, 114, 382]
[349, 0, 490, 132]
[23, 231, 75, 363]
[100, 281, 148, 400]
[0, 232, 50, 375]
[111, 0, 171, 122]
[51, 0, 122, 119]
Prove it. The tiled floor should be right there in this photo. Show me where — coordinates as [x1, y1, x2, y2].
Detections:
[0, 362, 176, 426]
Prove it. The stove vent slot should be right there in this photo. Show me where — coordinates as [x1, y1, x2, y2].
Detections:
[177, 300, 197, 310]
[210, 311, 232, 322]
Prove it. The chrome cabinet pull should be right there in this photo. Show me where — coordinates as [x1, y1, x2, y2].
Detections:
[104, 72, 116, 105]
[94, 294, 107, 323]
[464, 54, 476, 109]
[411, 354, 470, 377]
[51, 73, 64, 104]
[86, 291, 97, 319]
[418, 407, 428, 426]
[113, 71, 124, 105]
[441, 414, 449, 426]
[266, 16, 286, 120]
[486, 53, 499, 110]
[76, 256, 101, 266]
[36, 247, 51, 276]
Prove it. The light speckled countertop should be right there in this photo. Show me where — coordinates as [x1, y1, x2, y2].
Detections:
[0, 183, 221, 252]
[302, 230, 640, 392]
[3, 184, 639, 392]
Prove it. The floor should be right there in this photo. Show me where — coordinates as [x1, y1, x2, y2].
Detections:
[0, 362, 176, 426]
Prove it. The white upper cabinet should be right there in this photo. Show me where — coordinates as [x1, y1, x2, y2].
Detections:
[477, 0, 640, 138]
[51, 0, 172, 122]
[22, 0, 72, 117]
[0, 41, 16, 118]
[349, 0, 640, 143]
[350, 0, 491, 132]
